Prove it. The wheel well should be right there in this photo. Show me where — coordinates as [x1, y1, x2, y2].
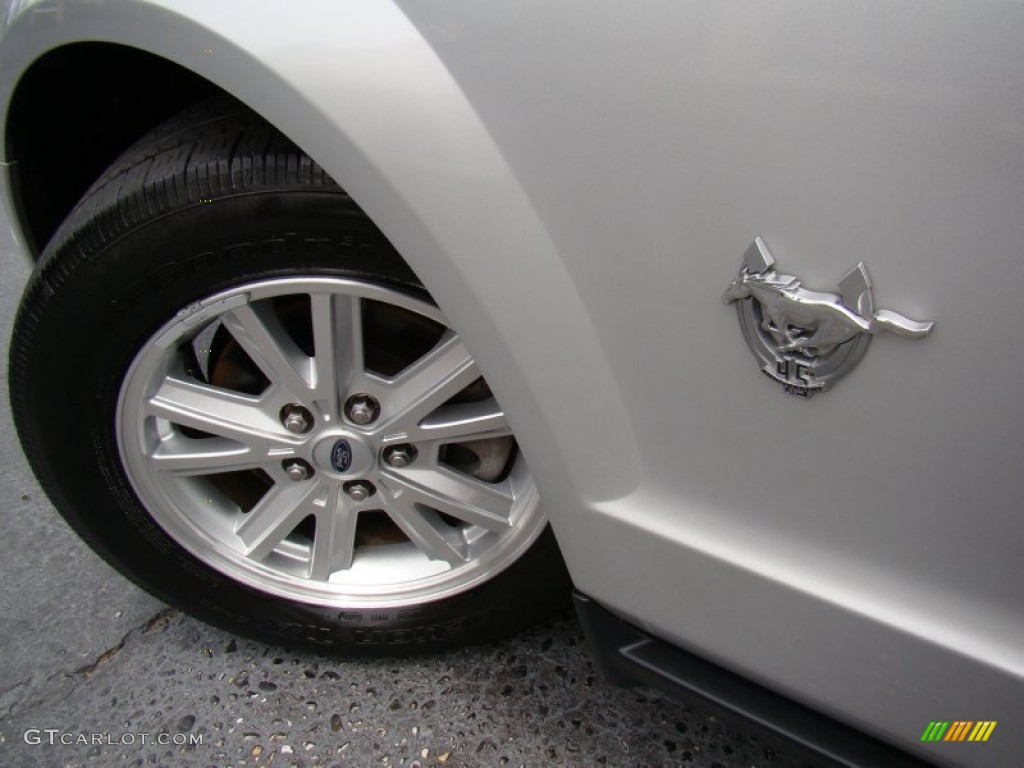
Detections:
[5, 43, 223, 257]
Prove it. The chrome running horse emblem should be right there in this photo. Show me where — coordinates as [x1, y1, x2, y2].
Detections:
[723, 237, 934, 397]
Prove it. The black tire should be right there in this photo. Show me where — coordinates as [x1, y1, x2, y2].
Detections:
[9, 97, 570, 654]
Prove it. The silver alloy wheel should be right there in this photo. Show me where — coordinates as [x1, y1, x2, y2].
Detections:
[116, 277, 544, 608]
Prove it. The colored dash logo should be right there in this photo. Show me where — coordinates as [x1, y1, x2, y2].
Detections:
[921, 721, 997, 742]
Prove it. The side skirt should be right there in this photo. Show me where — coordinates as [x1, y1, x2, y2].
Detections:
[573, 593, 934, 768]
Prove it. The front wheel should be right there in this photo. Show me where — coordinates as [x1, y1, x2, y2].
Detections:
[9, 98, 570, 653]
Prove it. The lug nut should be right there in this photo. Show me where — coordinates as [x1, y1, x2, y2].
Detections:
[281, 404, 313, 434]
[283, 459, 314, 482]
[383, 444, 416, 468]
[345, 480, 375, 502]
[345, 394, 380, 425]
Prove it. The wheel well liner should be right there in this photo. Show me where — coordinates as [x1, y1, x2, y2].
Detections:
[5, 42, 222, 257]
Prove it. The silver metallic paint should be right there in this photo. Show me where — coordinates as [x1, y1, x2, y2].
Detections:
[3, 1, 1023, 763]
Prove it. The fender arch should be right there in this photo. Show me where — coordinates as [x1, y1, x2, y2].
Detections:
[0, 0, 640, 503]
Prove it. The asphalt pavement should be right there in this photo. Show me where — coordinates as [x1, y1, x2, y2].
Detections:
[0, 210, 807, 768]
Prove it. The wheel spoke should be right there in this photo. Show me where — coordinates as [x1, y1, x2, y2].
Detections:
[147, 376, 290, 447]
[309, 293, 364, 407]
[391, 398, 511, 445]
[309, 484, 358, 579]
[381, 466, 514, 532]
[379, 332, 480, 436]
[235, 480, 322, 560]
[380, 496, 467, 565]
[222, 303, 313, 396]
[150, 434, 266, 475]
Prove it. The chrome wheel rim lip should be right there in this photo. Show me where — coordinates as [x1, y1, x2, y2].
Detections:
[116, 277, 545, 608]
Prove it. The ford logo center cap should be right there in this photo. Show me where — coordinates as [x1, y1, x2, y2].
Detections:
[330, 439, 353, 473]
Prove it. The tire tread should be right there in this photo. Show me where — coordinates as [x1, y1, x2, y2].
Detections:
[45, 97, 339, 272]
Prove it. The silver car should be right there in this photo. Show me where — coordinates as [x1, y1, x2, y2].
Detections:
[2, 2, 1021, 766]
